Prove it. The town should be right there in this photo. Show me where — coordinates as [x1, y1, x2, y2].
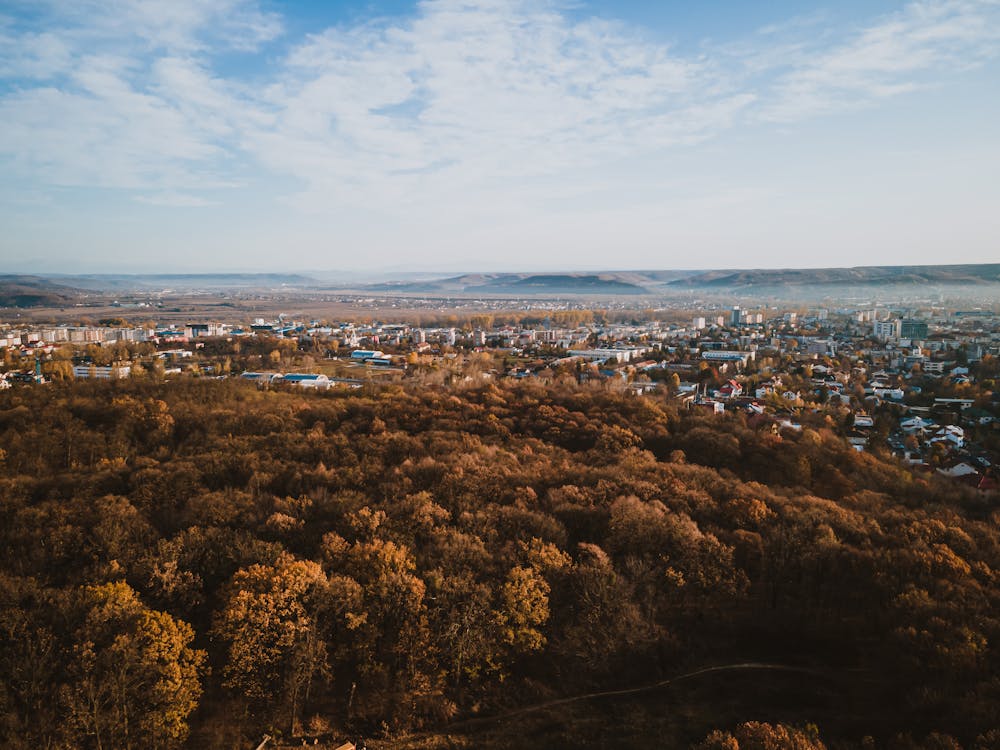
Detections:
[3, 301, 998, 491]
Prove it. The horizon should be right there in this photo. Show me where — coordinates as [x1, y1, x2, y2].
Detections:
[6, 260, 1000, 280]
[2, 0, 999, 272]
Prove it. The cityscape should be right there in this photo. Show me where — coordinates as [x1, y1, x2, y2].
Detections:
[3, 0, 1000, 748]
[5, 287, 1000, 494]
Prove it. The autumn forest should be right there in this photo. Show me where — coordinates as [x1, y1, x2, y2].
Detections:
[1, 377, 998, 749]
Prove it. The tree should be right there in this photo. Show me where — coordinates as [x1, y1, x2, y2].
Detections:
[0, 575, 64, 748]
[497, 565, 550, 656]
[63, 581, 205, 750]
[214, 554, 330, 735]
[695, 722, 826, 750]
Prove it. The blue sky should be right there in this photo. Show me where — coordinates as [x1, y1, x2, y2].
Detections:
[1, 0, 998, 274]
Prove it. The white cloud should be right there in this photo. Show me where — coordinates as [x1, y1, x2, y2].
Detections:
[0, 1, 275, 194]
[246, 0, 745, 212]
[760, 0, 1000, 121]
[134, 191, 216, 207]
[0, 0, 998, 221]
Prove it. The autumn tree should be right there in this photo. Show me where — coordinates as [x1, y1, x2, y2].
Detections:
[63, 581, 205, 750]
[213, 554, 330, 735]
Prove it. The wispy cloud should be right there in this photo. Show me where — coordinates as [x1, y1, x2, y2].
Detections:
[0, 0, 998, 213]
[759, 0, 1000, 121]
[246, 0, 748, 210]
[0, 0, 274, 193]
[134, 190, 216, 207]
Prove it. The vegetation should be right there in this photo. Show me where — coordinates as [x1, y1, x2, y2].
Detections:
[0, 377, 998, 748]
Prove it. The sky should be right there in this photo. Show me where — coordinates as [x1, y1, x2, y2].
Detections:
[1, 0, 999, 274]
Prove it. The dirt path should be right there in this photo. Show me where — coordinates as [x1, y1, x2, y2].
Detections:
[435, 661, 831, 733]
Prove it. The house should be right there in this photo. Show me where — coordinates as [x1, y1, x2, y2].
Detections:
[900, 416, 936, 434]
[938, 462, 979, 478]
[873, 386, 904, 401]
[756, 378, 781, 399]
[853, 412, 875, 429]
[847, 435, 867, 451]
[928, 425, 965, 449]
[716, 380, 743, 399]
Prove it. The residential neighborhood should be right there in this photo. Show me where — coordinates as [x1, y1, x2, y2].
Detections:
[3, 303, 999, 491]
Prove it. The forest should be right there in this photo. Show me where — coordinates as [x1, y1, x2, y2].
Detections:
[0, 376, 998, 749]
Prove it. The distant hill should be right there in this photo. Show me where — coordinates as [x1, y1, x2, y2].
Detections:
[49, 273, 320, 291]
[476, 274, 649, 294]
[10, 264, 1000, 300]
[365, 272, 652, 295]
[668, 264, 1000, 289]
[0, 275, 89, 307]
[361, 265, 1000, 295]
[0, 273, 323, 307]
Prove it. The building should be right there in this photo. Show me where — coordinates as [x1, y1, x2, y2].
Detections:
[568, 348, 645, 363]
[900, 320, 929, 339]
[73, 364, 131, 379]
[280, 373, 331, 389]
[805, 338, 837, 356]
[873, 319, 902, 341]
[701, 350, 754, 366]
[187, 322, 224, 337]
[241, 371, 282, 384]
[350, 350, 384, 360]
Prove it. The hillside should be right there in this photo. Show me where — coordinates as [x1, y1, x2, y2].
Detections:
[362, 264, 1000, 296]
[0, 275, 89, 307]
[669, 264, 1000, 289]
[50, 273, 321, 291]
[365, 272, 652, 295]
[1, 377, 997, 749]
[10, 264, 1000, 299]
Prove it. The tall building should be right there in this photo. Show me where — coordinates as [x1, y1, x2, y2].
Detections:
[873, 319, 902, 341]
[731, 306, 741, 327]
[900, 320, 929, 339]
